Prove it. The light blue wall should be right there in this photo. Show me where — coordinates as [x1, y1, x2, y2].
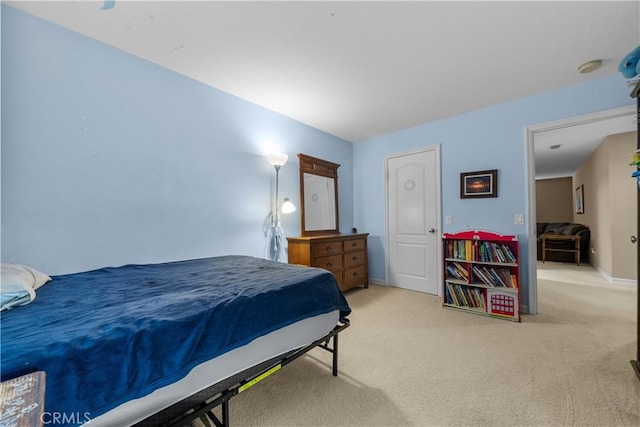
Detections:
[1, 5, 354, 275]
[354, 74, 635, 310]
[3, 5, 636, 307]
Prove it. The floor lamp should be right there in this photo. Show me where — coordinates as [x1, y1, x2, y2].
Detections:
[266, 153, 296, 262]
[619, 46, 640, 381]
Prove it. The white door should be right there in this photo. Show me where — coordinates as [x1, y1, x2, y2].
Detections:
[387, 147, 441, 295]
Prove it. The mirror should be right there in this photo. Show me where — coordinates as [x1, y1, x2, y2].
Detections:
[298, 153, 340, 236]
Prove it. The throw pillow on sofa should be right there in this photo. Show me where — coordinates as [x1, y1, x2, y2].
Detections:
[561, 224, 586, 235]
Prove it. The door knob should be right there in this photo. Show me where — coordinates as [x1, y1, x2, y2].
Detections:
[428, 228, 436, 233]
[631, 236, 637, 243]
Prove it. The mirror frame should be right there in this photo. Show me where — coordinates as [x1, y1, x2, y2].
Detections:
[298, 153, 340, 236]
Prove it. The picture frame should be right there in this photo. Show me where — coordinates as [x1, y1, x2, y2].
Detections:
[575, 184, 584, 214]
[460, 169, 498, 199]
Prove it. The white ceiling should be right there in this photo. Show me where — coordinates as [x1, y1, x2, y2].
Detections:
[5, 0, 640, 178]
[534, 109, 637, 179]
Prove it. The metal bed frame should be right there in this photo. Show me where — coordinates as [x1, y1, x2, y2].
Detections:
[133, 318, 350, 427]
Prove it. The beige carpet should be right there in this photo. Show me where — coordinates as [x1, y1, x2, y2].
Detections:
[203, 262, 639, 426]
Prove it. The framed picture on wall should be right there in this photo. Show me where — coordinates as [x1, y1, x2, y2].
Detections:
[460, 169, 498, 198]
[575, 185, 584, 214]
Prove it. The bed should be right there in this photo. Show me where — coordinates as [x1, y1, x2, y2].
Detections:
[0, 255, 351, 426]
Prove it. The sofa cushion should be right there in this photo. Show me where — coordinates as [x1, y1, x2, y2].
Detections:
[543, 222, 569, 234]
[537, 223, 548, 236]
[561, 224, 587, 235]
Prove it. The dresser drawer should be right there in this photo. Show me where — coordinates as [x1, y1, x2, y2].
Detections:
[344, 265, 367, 286]
[344, 250, 365, 268]
[287, 233, 369, 292]
[344, 238, 366, 252]
[312, 241, 343, 257]
[314, 254, 343, 274]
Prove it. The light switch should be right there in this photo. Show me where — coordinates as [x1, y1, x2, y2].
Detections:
[515, 214, 524, 225]
[445, 215, 453, 225]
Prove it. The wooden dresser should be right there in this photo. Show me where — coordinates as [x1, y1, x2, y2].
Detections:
[287, 233, 369, 292]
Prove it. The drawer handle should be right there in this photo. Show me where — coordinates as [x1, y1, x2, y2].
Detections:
[352, 256, 358, 261]
[326, 262, 333, 267]
[325, 246, 332, 251]
[352, 271, 358, 277]
[351, 242, 358, 247]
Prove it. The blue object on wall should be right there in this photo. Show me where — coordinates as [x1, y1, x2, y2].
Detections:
[618, 46, 640, 79]
[101, 1, 116, 10]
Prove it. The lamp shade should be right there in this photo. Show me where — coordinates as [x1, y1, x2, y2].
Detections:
[267, 153, 288, 167]
[281, 198, 296, 214]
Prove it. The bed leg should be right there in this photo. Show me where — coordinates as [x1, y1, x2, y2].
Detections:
[206, 397, 230, 427]
[222, 400, 229, 427]
[332, 333, 338, 377]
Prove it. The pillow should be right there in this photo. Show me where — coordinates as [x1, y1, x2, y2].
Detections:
[1, 263, 51, 311]
[544, 222, 569, 234]
[562, 224, 586, 235]
[536, 223, 548, 236]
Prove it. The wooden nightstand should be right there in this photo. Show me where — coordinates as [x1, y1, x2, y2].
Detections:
[0, 371, 46, 427]
[541, 234, 581, 265]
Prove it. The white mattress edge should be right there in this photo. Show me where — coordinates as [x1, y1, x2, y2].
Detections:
[86, 310, 340, 426]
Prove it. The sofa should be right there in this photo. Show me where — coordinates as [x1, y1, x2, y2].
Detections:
[536, 222, 590, 264]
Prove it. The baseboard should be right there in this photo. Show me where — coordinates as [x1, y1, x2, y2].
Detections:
[594, 266, 637, 286]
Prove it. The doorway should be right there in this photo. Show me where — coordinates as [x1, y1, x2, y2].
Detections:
[386, 146, 441, 295]
[525, 105, 636, 314]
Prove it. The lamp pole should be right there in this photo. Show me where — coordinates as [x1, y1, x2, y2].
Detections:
[273, 164, 281, 227]
[269, 164, 283, 262]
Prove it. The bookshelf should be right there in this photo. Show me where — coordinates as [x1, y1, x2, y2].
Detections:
[442, 230, 520, 322]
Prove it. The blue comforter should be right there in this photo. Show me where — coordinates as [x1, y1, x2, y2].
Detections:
[0, 256, 350, 423]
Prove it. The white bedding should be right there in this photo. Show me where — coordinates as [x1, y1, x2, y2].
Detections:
[0, 263, 51, 311]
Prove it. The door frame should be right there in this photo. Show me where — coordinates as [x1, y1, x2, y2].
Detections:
[524, 104, 636, 315]
[384, 145, 442, 295]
